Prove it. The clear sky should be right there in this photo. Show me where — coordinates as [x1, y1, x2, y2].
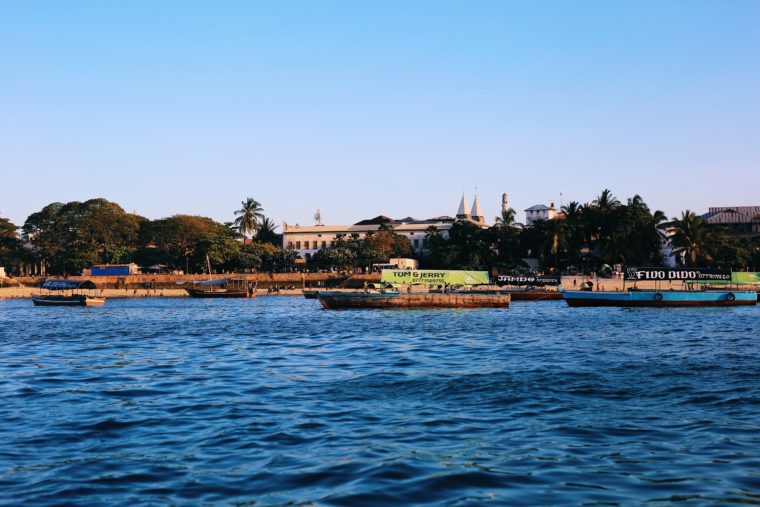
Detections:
[1, 0, 758, 228]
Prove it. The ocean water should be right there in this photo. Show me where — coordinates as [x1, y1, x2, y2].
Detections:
[0, 297, 759, 506]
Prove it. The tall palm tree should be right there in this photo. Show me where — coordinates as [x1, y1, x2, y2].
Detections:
[494, 207, 517, 228]
[234, 198, 264, 237]
[668, 210, 712, 266]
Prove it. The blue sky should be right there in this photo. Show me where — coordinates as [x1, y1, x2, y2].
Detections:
[1, 0, 758, 228]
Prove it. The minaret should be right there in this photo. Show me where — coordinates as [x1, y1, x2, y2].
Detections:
[456, 193, 471, 220]
[502, 193, 509, 213]
[470, 194, 484, 224]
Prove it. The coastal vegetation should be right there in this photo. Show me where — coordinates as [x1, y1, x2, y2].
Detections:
[1, 189, 758, 276]
[4, 197, 294, 276]
[420, 190, 758, 272]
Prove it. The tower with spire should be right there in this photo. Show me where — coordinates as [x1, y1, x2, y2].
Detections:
[456, 193, 471, 221]
[470, 194, 484, 224]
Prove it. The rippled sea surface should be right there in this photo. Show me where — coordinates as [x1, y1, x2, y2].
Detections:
[1, 297, 759, 506]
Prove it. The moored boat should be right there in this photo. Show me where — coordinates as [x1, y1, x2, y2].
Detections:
[183, 278, 254, 298]
[317, 291, 510, 309]
[562, 289, 756, 307]
[303, 290, 320, 299]
[33, 280, 105, 307]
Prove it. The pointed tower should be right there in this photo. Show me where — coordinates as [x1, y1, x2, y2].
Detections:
[471, 194, 484, 224]
[456, 193, 471, 220]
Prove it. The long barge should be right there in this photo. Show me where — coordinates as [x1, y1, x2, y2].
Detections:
[562, 290, 756, 307]
[317, 291, 511, 309]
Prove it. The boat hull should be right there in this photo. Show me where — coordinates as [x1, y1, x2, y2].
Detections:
[33, 295, 106, 307]
[562, 290, 756, 307]
[185, 288, 251, 298]
[509, 290, 563, 301]
[317, 292, 510, 309]
[303, 290, 319, 299]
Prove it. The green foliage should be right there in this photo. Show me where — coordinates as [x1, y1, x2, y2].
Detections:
[139, 215, 229, 269]
[307, 227, 412, 271]
[424, 221, 492, 269]
[233, 197, 264, 237]
[0, 216, 22, 272]
[22, 198, 145, 275]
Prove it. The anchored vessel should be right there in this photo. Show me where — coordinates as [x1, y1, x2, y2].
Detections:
[561, 289, 756, 307]
[33, 280, 105, 307]
[317, 290, 510, 309]
[317, 270, 510, 309]
[562, 268, 757, 308]
[184, 278, 253, 298]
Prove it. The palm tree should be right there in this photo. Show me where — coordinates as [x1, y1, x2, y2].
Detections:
[542, 219, 567, 270]
[561, 201, 582, 222]
[668, 210, 712, 266]
[494, 207, 517, 228]
[234, 198, 264, 237]
[256, 217, 279, 245]
[594, 188, 621, 213]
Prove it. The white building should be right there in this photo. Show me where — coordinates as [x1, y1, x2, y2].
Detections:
[524, 203, 558, 226]
[283, 194, 488, 257]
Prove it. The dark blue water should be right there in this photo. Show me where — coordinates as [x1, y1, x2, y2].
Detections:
[1, 298, 759, 505]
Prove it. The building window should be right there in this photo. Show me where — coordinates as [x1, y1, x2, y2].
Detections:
[414, 239, 420, 248]
[312, 241, 318, 249]
[321, 241, 326, 248]
[287, 241, 293, 249]
[296, 241, 301, 249]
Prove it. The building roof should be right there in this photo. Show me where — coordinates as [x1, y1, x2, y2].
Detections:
[525, 204, 551, 211]
[354, 215, 393, 226]
[471, 195, 483, 218]
[702, 206, 760, 224]
[457, 193, 470, 217]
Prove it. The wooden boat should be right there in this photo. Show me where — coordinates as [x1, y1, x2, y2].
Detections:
[430, 288, 562, 301]
[508, 289, 563, 301]
[317, 290, 510, 309]
[33, 280, 105, 307]
[184, 278, 253, 298]
[561, 289, 756, 307]
[303, 290, 320, 299]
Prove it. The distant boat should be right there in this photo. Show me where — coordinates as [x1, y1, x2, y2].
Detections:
[561, 289, 756, 307]
[33, 280, 105, 307]
[303, 289, 320, 299]
[317, 290, 510, 309]
[184, 278, 253, 298]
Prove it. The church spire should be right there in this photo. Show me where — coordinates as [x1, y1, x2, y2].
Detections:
[456, 193, 471, 220]
[471, 194, 484, 223]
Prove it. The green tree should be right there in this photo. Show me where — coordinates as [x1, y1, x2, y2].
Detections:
[139, 215, 229, 271]
[234, 198, 264, 237]
[23, 199, 145, 274]
[255, 217, 281, 246]
[667, 210, 713, 266]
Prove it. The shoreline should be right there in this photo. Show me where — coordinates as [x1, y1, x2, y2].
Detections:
[0, 277, 709, 300]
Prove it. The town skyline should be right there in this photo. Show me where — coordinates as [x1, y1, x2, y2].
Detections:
[1, 188, 756, 231]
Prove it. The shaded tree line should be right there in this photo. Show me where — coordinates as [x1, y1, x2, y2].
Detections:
[1, 197, 295, 276]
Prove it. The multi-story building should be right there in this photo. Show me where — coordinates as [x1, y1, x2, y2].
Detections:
[283, 194, 488, 257]
[524, 202, 557, 226]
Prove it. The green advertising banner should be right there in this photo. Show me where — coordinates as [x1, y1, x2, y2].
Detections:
[381, 270, 490, 286]
[732, 272, 760, 284]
